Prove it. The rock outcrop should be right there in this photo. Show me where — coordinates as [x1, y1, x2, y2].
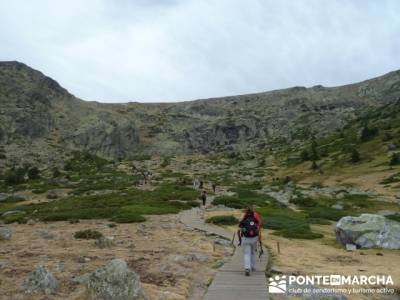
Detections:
[0, 226, 12, 240]
[22, 265, 58, 294]
[335, 214, 400, 249]
[1, 61, 400, 163]
[87, 259, 148, 300]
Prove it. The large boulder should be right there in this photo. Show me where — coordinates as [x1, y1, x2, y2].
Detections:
[22, 265, 58, 295]
[335, 214, 400, 249]
[0, 226, 12, 240]
[87, 259, 148, 300]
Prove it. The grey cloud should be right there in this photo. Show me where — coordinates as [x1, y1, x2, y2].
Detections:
[0, 0, 399, 102]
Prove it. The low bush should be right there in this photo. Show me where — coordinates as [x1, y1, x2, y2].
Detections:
[306, 207, 347, 221]
[257, 207, 323, 240]
[380, 173, 400, 184]
[206, 215, 238, 225]
[111, 213, 146, 223]
[386, 214, 400, 222]
[74, 229, 103, 239]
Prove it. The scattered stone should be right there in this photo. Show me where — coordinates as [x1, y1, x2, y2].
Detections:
[78, 256, 91, 263]
[336, 192, 345, 199]
[55, 262, 65, 272]
[267, 190, 292, 205]
[36, 229, 58, 240]
[22, 265, 58, 295]
[332, 203, 344, 210]
[2, 210, 25, 217]
[72, 273, 90, 285]
[27, 219, 36, 225]
[0, 260, 9, 269]
[0, 193, 10, 201]
[0, 226, 12, 240]
[159, 291, 181, 300]
[269, 264, 283, 274]
[87, 259, 148, 300]
[336, 214, 400, 249]
[345, 244, 357, 251]
[46, 189, 62, 199]
[212, 260, 224, 269]
[95, 236, 115, 248]
[214, 238, 231, 247]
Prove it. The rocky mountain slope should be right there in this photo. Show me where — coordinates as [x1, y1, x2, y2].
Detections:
[1, 61, 400, 166]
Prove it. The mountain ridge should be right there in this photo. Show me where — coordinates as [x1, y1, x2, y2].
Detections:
[0, 61, 400, 166]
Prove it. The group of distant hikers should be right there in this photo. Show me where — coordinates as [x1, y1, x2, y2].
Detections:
[193, 179, 217, 206]
[193, 179, 263, 276]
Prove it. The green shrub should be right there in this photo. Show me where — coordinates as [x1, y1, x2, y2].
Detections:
[290, 196, 317, 207]
[350, 148, 361, 163]
[74, 229, 103, 239]
[306, 207, 347, 221]
[131, 154, 152, 161]
[213, 196, 246, 209]
[360, 126, 379, 142]
[386, 214, 400, 222]
[380, 173, 400, 184]
[160, 157, 171, 168]
[1, 196, 25, 203]
[111, 213, 146, 223]
[275, 229, 323, 239]
[307, 218, 331, 225]
[390, 152, 400, 166]
[300, 149, 310, 161]
[52, 168, 61, 178]
[5, 168, 25, 186]
[206, 215, 238, 225]
[257, 207, 323, 240]
[27, 167, 40, 180]
[3, 213, 27, 224]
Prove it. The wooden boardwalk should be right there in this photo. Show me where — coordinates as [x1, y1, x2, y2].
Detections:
[180, 206, 269, 300]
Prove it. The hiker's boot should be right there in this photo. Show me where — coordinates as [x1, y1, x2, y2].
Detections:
[245, 269, 250, 276]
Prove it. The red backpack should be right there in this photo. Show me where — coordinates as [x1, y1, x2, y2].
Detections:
[239, 213, 259, 237]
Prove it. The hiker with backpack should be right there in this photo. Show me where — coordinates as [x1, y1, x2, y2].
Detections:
[201, 190, 207, 207]
[237, 205, 262, 276]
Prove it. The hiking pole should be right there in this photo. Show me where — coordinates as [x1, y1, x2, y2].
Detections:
[231, 232, 235, 246]
[258, 239, 264, 261]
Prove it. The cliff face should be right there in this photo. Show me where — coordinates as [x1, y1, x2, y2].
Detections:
[1, 61, 400, 165]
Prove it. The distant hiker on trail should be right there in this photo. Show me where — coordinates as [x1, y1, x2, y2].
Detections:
[237, 205, 263, 276]
[199, 180, 204, 189]
[201, 190, 207, 207]
[212, 183, 217, 193]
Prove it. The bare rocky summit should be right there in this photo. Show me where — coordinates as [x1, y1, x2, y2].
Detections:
[1, 61, 400, 165]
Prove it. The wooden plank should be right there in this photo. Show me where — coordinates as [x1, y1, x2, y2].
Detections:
[180, 206, 269, 300]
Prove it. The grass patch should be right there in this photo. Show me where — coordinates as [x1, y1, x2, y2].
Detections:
[206, 215, 238, 225]
[386, 214, 400, 222]
[380, 173, 400, 184]
[74, 229, 103, 239]
[111, 213, 146, 223]
[0, 184, 198, 223]
[257, 207, 323, 240]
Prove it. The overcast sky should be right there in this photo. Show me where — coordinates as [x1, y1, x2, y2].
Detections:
[1, 0, 399, 103]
